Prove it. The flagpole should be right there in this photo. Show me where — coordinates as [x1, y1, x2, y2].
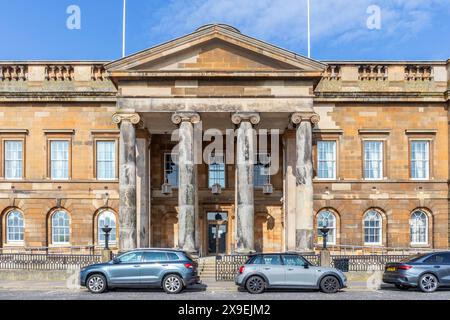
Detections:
[307, 0, 311, 58]
[122, 0, 126, 58]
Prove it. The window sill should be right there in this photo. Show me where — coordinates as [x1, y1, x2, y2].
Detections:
[410, 243, 430, 248]
[3, 243, 25, 247]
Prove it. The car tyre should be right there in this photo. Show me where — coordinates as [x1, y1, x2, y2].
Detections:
[162, 274, 184, 294]
[395, 284, 409, 290]
[418, 273, 439, 293]
[245, 276, 266, 294]
[86, 274, 107, 294]
[320, 275, 340, 294]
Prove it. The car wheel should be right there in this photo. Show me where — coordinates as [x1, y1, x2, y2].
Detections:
[245, 276, 266, 294]
[395, 284, 409, 290]
[320, 276, 340, 294]
[163, 274, 184, 294]
[419, 274, 439, 293]
[86, 274, 107, 294]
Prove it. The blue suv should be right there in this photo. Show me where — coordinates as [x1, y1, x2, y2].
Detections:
[80, 249, 200, 294]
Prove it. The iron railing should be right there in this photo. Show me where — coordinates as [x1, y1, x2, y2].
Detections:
[0, 245, 102, 255]
[0, 253, 102, 270]
[331, 254, 410, 272]
[215, 255, 248, 281]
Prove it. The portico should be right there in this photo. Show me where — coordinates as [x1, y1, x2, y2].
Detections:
[106, 24, 325, 255]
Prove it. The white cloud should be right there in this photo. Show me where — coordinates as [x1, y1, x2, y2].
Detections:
[148, 0, 448, 56]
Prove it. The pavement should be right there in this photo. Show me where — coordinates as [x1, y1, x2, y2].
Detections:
[0, 278, 449, 300]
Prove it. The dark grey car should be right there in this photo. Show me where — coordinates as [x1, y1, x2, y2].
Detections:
[235, 253, 347, 294]
[383, 251, 450, 293]
[80, 249, 200, 294]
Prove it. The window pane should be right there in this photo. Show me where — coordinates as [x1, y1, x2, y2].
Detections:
[164, 153, 179, 187]
[411, 141, 429, 179]
[119, 252, 142, 263]
[364, 210, 382, 244]
[6, 210, 24, 243]
[410, 211, 428, 244]
[254, 153, 271, 187]
[50, 141, 69, 180]
[208, 153, 225, 188]
[317, 141, 336, 179]
[364, 141, 383, 179]
[282, 255, 307, 266]
[261, 255, 282, 265]
[52, 211, 70, 244]
[143, 252, 168, 262]
[4, 141, 23, 179]
[97, 141, 116, 180]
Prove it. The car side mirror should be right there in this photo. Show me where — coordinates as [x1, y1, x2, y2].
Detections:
[112, 258, 120, 264]
[303, 264, 310, 269]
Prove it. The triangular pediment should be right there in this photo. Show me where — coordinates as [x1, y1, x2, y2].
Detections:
[106, 24, 326, 73]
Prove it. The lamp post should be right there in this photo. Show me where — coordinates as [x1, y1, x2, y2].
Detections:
[319, 218, 330, 250]
[214, 213, 223, 254]
[102, 225, 112, 250]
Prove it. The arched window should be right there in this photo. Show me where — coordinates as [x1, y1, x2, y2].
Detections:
[317, 210, 336, 245]
[410, 210, 428, 245]
[364, 210, 382, 245]
[98, 211, 117, 245]
[6, 210, 24, 243]
[52, 210, 70, 244]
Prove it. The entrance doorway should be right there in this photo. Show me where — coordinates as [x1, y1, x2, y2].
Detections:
[207, 212, 228, 255]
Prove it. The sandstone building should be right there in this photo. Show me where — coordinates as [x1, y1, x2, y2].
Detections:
[0, 24, 449, 255]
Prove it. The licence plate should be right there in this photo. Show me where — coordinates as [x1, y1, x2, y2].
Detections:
[386, 267, 396, 272]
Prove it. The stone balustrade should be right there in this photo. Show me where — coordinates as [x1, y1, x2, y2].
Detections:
[0, 63, 110, 83]
[358, 65, 388, 81]
[322, 65, 341, 80]
[316, 61, 448, 100]
[91, 65, 108, 81]
[404, 65, 433, 81]
[0, 65, 28, 81]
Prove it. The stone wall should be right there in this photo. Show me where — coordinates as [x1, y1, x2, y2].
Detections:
[312, 103, 449, 249]
[0, 103, 119, 248]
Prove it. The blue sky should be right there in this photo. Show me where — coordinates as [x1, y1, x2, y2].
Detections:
[0, 0, 448, 61]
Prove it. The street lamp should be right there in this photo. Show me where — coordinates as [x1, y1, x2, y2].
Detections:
[161, 178, 173, 195]
[102, 225, 112, 250]
[319, 218, 330, 250]
[262, 182, 274, 195]
[211, 183, 222, 195]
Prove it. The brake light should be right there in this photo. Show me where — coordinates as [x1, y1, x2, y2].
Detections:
[184, 263, 193, 269]
[397, 265, 412, 270]
[239, 266, 245, 274]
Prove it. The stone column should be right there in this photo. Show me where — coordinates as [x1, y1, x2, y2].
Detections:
[291, 113, 320, 252]
[171, 112, 201, 254]
[283, 131, 297, 251]
[136, 131, 151, 248]
[112, 112, 141, 251]
[232, 113, 260, 254]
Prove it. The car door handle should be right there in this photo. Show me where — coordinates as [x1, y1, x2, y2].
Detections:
[287, 268, 294, 271]
[263, 267, 271, 270]
[161, 264, 169, 267]
[434, 266, 441, 269]
[134, 265, 141, 268]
